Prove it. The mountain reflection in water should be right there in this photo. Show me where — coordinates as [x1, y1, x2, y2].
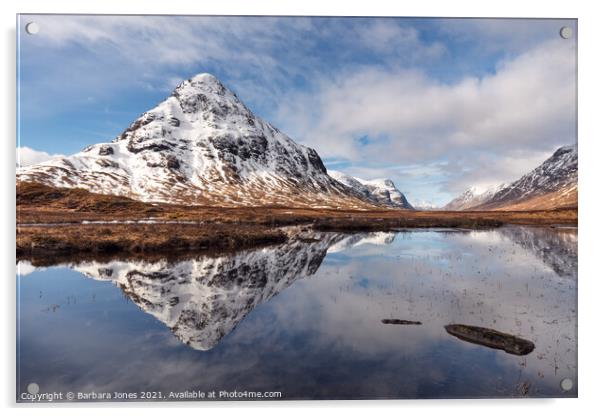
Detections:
[17, 226, 577, 399]
[72, 233, 346, 350]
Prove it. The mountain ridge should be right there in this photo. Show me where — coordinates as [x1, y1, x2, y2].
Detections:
[16, 73, 380, 210]
[444, 145, 577, 211]
[475, 145, 577, 210]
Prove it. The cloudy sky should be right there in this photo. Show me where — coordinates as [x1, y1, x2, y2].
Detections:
[17, 15, 577, 206]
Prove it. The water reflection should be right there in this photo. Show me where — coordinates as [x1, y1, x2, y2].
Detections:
[71, 234, 344, 350]
[498, 226, 577, 278]
[17, 226, 577, 399]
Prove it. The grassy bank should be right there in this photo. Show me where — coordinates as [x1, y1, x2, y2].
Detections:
[16, 182, 577, 258]
[17, 223, 287, 258]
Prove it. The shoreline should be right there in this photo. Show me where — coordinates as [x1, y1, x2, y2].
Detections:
[16, 181, 577, 259]
[17, 211, 576, 260]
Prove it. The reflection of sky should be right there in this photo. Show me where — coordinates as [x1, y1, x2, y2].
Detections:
[17, 226, 577, 400]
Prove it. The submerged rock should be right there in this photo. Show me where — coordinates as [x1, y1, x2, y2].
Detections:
[381, 319, 422, 325]
[444, 324, 535, 356]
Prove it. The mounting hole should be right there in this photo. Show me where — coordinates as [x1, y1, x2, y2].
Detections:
[559, 26, 572, 39]
[27, 382, 40, 394]
[560, 378, 574, 391]
[25, 22, 39, 35]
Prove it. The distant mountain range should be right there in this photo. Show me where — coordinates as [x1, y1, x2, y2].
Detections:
[411, 200, 440, 211]
[444, 145, 577, 211]
[443, 183, 507, 211]
[328, 170, 413, 209]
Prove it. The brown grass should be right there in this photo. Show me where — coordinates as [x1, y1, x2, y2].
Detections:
[17, 181, 155, 214]
[17, 223, 287, 258]
[16, 182, 577, 258]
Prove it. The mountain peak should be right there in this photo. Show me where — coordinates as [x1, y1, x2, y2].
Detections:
[360, 178, 395, 188]
[168, 73, 246, 119]
[553, 144, 576, 158]
[174, 73, 228, 95]
[17, 75, 379, 209]
[190, 72, 220, 83]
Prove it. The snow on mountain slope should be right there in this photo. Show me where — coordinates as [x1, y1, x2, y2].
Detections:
[443, 183, 507, 211]
[444, 145, 577, 211]
[477, 145, 577, 210]
[17, 74, 374, 209]
[72, 233, 349, 351]
[328, 170, 413, 209]
[411, 199, 439, 210]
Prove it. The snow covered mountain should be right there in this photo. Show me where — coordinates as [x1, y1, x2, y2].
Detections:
[411, 200, 440, 211]
[328, 170, 413, 209]
[444, 145, 577, 211]
[17, 73, 377, 209]
[476, 145, 577, 210]
[443, 183, 507, 211]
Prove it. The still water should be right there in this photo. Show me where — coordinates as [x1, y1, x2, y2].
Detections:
[17, 226, 577, 400]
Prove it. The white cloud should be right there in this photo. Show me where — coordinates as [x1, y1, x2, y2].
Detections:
[439, 149, 553, 194]
[354, 20, 446, 62]
[17, 147, 64, 167]
[276, 38, 576, 195]
[20, 16, 313, 118]
[20, 15, 451, 119]
[17, 261, 40, 277]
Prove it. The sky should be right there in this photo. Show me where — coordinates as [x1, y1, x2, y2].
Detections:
[17, 15, 577, 206]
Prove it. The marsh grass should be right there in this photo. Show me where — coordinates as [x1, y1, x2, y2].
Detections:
[16, 182, 577, 257]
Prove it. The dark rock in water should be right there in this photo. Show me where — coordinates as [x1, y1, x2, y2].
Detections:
[381, 319, 422, 325]
[444, 324, 535, 356]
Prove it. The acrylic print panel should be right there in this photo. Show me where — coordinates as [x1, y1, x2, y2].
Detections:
[16, 15, 577, 402]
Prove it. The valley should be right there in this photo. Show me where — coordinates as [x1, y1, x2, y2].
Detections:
[16, 73, 577, 259]
[17, 181, 576, 259]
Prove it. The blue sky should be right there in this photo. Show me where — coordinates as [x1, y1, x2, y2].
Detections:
[17, 15, 577, 206]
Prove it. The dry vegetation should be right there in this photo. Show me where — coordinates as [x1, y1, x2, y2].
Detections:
[17, 223, 287, 258]
[16, 182, 577, 258]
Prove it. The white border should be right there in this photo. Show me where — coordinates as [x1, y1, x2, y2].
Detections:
[2, 0, 601, 414]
